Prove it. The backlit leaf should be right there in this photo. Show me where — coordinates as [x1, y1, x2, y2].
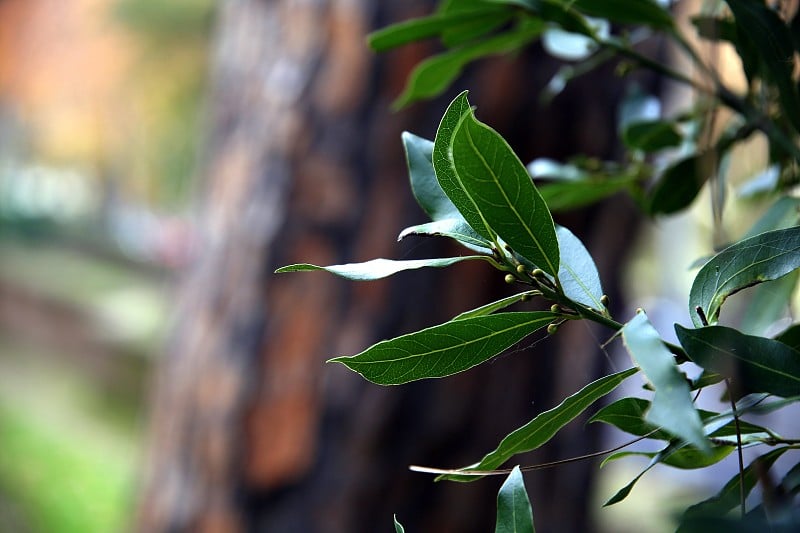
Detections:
[623, 120, 683, 152]
[676, 324, 800, 397]
[689, 226, 800, 327]
[275, 256, 493, 281]
[556, 225, 604, 309]
[648, 152, 715, 215]
[329, 312, 557, 385]
[622, 313, 709, 452]
[495, 466, 535, 533]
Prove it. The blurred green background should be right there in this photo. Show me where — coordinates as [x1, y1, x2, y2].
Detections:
[0, 0, 214, 530]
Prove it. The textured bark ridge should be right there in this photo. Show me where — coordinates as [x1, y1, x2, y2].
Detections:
[137, 1, 643, 531]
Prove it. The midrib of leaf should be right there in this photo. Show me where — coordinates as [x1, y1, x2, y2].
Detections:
[447, 109, 499, 248]
[343, 316, 550, 366]
[460, 118, 558, 276]
[685, 331, 800, 384]
[560, 259, 603, 309]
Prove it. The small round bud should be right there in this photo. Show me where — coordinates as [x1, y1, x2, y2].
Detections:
[600, 294, 610, 307]
[550, 304, 561, 314]
[531, 268, 545, 278]
[635, 307, 644, 314]
[547, 323, 558, 335]
[504, 274, 516, 284]
[516, 264, 527, 274]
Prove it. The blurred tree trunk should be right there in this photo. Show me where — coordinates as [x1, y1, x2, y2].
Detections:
[137, 1, 643, 532]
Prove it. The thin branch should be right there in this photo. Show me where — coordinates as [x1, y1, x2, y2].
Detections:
[726, 378, 746, 518]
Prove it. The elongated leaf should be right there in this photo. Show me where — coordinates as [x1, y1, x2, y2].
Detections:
[775, 323, 800, 351]
[556, 225, 604, 309]
[368, 9, 510, 52]
[604, 459, 656, 506]
[648, 152, 715, 215]
[394, 22, 543, 108]
[623, 120, 682, 152]
[275, 256, 491, 281]
[604, 446, 734, 470]
[404, 132, 460, 221]
[568, 0, 674, 30]
[622, 313, 709, 452]
[740, 271, 798, 336]
[538, 177, 633, 212]
[453, 291, 537, 320]
[591, 397, 771, 442]
[329, 312, 557, 385]
[676, 324, 800, 397]
[689, 226, 800, 327]
[495, 466, 535, 533]
[678, 447, 798, 527]
[725, 0, 800, 134]
[438, 367, 638, 481]
[398, 219, 491, 253]
[434, 91, 559, 274]
[394, 515, 405, 533]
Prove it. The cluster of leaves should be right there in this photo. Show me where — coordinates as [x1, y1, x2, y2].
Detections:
[278, 0, 800, 530]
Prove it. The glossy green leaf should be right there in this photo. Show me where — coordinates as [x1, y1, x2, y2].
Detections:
[604, 445, 734, 470]
[394, 515, 405, 533]
[623, 120, 683, 152]
[398, 219, 492, 253]
[453, 292, 537, 320]
[394, 22, 543, 109]
[725, 0, 800, 134]
[329, 312, 557, 385]
[678, 447, 798, 527]
[556, 225, 604, 309]
[648, 152, 715, 215]
[775, 323, 800, 351]
[434, 91, 559, 275]
[603, 460, 656, 506]
[275, 256, 492, 281]
[439, 367, 638, 481]
[622, 313, 709, 452]
[675, 324, 800, 398]
[495, 466, 535, 533]
[689, 226, 800, 327]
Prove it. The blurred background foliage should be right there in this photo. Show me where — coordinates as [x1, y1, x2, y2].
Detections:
[0, 0, 214, 530]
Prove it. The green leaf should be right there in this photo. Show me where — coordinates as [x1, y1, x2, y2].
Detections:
[604, 446, 734, 470]
[495, 466, 535, 533]
[622, 313, 709, 452]
[604, 460, 655, 506]
[403, 132, 461, 221]
[394, 515, 405, 533]
[556, 225, 604, 309]
[675, 324, 800, 398]
[679, 447, 798, 527]
[648, 152, 715, 215]
[775, 323, 800, 351]
[538, 177, 633, 212]
[368, 9, 511, 52]
[725, 0, 800, 134]
[398, 219, 492, 253]
[438, 367, 638, 481]
[393, 21, 543, 109]
[568, 0, 674, 30]
[434, 91, 560, 275]
[329, 312, 557, 385]
[623, 120, 683, 152]
[591, 397, 770, 443]
[275, 256, 493, 281]
[689, 226, 800, 326]
[453, 291, 537, 320]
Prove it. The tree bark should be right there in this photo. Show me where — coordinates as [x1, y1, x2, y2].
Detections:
[137, 1, 643, 532]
